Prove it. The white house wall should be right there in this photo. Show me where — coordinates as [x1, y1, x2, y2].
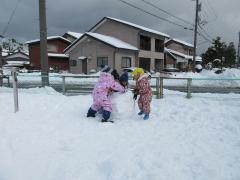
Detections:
[115, 50, 137, 73]
[69, 37, 115, 74]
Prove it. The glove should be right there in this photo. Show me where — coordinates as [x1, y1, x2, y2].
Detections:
[133, 93, 138, 100]
[133, 88, 139, 94]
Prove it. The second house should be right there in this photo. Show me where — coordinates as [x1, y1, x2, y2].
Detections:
[64, 17, 170, 74]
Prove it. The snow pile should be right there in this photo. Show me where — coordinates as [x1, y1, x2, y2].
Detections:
[152, 68, 240, 87]
[0, 87, 240, 180]
[221, 68, 240, 78]
[111, 91, 135, 120]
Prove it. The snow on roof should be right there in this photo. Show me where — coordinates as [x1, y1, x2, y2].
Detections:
[78, 56, 87, 60]
[2, 52, 8, 57]
[86, 32, 138, 51]
[1, 49, 29, 57]
[165, 48, 202, 61]
[165, 38, 194, 47]
[7, 61, 29, 64]
[48, 53, 69, 58]
[25, 36, 71, 44]
[66, 32, 83, 39]
[106, 17, 170, 38]
[172, 38, 194, 47]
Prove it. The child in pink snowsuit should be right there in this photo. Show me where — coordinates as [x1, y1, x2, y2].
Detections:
[132, 68, 152, 120]
[87, 66, 126, 122]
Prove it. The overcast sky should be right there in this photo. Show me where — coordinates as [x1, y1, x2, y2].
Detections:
[0, 0, 239, 54]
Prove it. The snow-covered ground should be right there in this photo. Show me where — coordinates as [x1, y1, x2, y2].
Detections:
[0, 87, 240, 180]
[3, 68, 240, 87]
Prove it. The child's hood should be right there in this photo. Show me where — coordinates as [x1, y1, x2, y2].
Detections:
[99, 72, 113, 82]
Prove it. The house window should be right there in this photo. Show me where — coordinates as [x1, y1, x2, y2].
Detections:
[47, 44, 57, 52]
[97, 57, 108, 67]
[155, 39, 164, 52]
[70, 60, 77, 66]
[121, 57, 131, 68]
[189, 49, 193, 56]
[140, 35, 151, 51]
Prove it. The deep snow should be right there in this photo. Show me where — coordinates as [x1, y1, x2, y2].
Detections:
[0, 87, 240, 180]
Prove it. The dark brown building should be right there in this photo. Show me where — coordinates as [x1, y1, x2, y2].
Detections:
[26, 36, 71, 71]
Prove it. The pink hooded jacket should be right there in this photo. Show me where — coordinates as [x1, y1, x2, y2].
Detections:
[91, 72, 126, 112]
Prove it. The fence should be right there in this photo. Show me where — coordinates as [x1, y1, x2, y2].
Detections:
[2, 72, 240, 112]
[2, 73, 240, 97]
[59, 75, 240, 98]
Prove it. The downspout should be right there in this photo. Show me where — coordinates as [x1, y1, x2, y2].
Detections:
[113, 48, 116, 69]
[135, 51, 139, 67]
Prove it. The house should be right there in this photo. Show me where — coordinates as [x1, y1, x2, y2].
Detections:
[26, 36, 71, 71]
[3, 51, 30, 68]
[164, 38, 202, 71]
[65, 17, 170, 74]
[65, 32, 138, 74]
[62, 31, 83, 42]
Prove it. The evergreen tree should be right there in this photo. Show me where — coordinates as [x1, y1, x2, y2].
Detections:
[202, 36, 236, 66]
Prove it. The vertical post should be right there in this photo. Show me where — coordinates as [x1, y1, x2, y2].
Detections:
[193, 0, 199, 72]
[187, 78, 192, 99]
[221, 56, 225, 71]
[62, 76, 66, 95]
[0, 45, 3, 86]
[12, 67, 19, 112]
[156, 77, 160, 99]
[237, 31, 240, 64]
[160, 77, 163, 99]
[7, 76, 10, 87]
[39, 0, 49, 86]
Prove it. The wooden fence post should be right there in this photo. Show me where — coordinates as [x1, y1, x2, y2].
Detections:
[156, 77, 160, 99]
[187, 78, 192, 99]
[62, 76, 66, 95]
[12, 68, 19, 112]
[160, 77, 163, 99]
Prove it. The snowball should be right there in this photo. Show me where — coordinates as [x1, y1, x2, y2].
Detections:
[110, 90, 136, 120]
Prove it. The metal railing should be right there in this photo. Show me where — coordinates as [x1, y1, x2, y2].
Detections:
[2, 73, 240, 100]
[2, 72, 240, 113]
[155, 77, 193, 99]
[154, 76, 240, 99]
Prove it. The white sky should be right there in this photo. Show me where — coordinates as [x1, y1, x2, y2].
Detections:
[0, 0, 240, 54]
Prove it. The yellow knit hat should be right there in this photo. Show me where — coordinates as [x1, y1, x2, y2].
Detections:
[131, 68, 144, 76]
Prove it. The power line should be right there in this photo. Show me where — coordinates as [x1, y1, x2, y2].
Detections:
[1, 0, 22, 36]
[198, 40, 209, 46]
[201, 0, 218, 23]
[198, 25, 213, 41]
[140, 0, 194, 27]
[119, 0, 212, 44]
[197, 30, 212, 43]
[119, 0, 193, 31]
[205, 0, 218, 18]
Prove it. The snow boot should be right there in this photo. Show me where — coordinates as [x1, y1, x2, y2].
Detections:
[138, 110, 144, 116]
[143, 114, 149, 120]
[101, 119, 114, 123]
[101, 110, 113, 123]
[87, 107, 97, 117]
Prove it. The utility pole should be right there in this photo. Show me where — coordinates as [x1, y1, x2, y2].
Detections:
[237, 31, 240, 64]
[193, 0, 200, 72]
[0, 45, 2, 68]
[39, 0, 49, 86]
[0, 45, 3, 86]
